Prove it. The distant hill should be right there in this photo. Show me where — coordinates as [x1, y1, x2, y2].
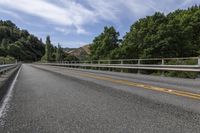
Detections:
[64, 45, 90, 60]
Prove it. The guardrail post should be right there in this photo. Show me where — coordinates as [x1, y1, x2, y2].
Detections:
[162, 59, 164, 65]
[108, 60, 111, 71]
[198, 57, 200, 78]
[138, 59, 141, 65]
[98, 60, 100, 70]
[120, 60, 123, 72]
[161, 59, 165, 76]
[137, 59, 141, 74]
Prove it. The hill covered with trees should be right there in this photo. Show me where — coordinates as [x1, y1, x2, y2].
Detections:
[90, 5, 200, 60]
[0, 20, 45, 61]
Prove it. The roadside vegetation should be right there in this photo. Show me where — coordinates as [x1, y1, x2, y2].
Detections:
[0, 20, 45, 62]
[89, 5, 200, 78]
[0, 56, 16, 64]
[40, 36, 79, 63]
[0, 20, 78, 63]
[90, 5, 200, 60]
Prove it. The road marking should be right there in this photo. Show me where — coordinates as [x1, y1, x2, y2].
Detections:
[64, 69, 200, 100]
[0, 66, 21, 121]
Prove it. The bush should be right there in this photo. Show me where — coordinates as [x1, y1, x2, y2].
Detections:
[164, 59, 198, 79]
[0, 56, 16, 64]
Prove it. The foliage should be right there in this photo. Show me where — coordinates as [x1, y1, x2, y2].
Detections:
[0, 20, 45, 61]
[90, 26, 120, 60]
[90, 6, 200, 60]
[116, 6, 200, 59]
[64, 54, 79, 62]
[44, 35, 51, 61]
[41, 36, 78, 62]
[0, 56, 16, 64]
[88, 6, 200, 78]
[56, 44, 63, 62]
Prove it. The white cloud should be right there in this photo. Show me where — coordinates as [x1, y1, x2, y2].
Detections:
[55, 27, 70, 34]
[0, 9, 22, 20]
[85, 0, 192, 20]
[55, 26, 89, 35]
[76, 26, 89, 35]
[86, 0, 120, 21]
[0, 0, 192, 28]
[0, 0, 95, 33]
[0, 0, 197, 38]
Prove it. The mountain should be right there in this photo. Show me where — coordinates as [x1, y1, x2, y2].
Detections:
[64, 44, 90, 60]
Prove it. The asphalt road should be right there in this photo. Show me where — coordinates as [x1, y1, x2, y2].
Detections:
[0, 64, 200, 133]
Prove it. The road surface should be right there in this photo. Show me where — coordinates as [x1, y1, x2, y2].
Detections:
[0, 64, 200, 133]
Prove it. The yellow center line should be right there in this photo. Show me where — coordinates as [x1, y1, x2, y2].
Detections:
[61, 68, 200, 100]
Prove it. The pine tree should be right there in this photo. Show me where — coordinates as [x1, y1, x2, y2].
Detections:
[56, 43, 61, 62]
[45, 35, 51, 61]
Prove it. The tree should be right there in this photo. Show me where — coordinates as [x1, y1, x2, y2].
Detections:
[90, 26, 120, 60]
[109, 6, 200, 59]
[45, 35, 51, 61]
[56, 43, 62, 62]
[8, 43, 23, 61]
[1, 38, 9, 49]
[0, 20, 45, 61]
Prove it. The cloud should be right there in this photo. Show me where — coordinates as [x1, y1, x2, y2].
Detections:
[0, 0, 95, 33]
[0, 0, 198, 48]
[55, 27, 70, 35]
[0, 9, 21, 20]
[55, 26, 89, 35]
[0, 0, 192, 32]
[85, 0, 194, 20]
[86, 0, 120, 21]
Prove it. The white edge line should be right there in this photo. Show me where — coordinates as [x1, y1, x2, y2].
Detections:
[0, 66, 21, 118]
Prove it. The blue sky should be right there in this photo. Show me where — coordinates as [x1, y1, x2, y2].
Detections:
[0, 0, 199, 48]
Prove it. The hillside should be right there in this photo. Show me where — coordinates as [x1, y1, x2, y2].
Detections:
[0, 20, 45, 61]
[64, 45, 90, 60]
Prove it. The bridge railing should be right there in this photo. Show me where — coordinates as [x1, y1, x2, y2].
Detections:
[42, 57, 200, 73]
[61, 57, 199, 65]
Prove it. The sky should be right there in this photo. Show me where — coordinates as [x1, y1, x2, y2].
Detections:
[0, 0, 199, 48]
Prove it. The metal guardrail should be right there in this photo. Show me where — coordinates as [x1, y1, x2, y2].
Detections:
[62, 57, 200, 65]
[42, 57, 200, 73]
[0, 64, 18, 75]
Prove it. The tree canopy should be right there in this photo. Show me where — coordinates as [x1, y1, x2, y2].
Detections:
[0, 20, 45, 61]
[90, 5, 200, 60]
[90, 26, 120, 60]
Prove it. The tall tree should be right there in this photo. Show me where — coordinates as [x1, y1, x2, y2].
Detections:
[90, 26, 120, 60]
[45, 35, 51, 61]
[56, 43, 62, 62]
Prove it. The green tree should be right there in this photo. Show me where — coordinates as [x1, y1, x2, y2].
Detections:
[1, 38, 9, 49]
[109, 6, 200, 59]
[56, 44, 62, 62]
[0, 20, 45, 61]
[45, 35, 51, 61]
[90, 26, 120, 60]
